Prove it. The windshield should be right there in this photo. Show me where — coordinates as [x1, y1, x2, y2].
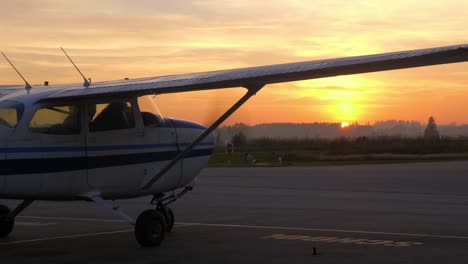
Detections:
[0, 101, 25, 128]
[138, 95, 164, 127]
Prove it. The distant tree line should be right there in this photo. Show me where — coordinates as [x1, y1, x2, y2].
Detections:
[217, 117, 468, 141]
[221, 117, 468, 156]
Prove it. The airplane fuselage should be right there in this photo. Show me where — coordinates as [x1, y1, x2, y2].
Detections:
[0, 87, 214, 201]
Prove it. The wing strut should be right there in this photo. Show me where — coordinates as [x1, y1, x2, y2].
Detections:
[141, 84, 265, 190]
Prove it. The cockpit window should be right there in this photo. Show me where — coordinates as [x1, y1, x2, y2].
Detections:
[29, 105, 81, 135]
[138, 96, 163, 127]
[0, 101, 24, 128]
[88, 101, 135, 132]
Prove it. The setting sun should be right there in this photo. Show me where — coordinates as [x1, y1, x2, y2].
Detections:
[341, 122, 350, 128]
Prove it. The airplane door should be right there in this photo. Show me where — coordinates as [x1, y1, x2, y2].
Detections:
[138, 95, 182, 192]
[143, 121, 182, 191]
[0, 128, 9, 193]
[85, 100, 147, 193]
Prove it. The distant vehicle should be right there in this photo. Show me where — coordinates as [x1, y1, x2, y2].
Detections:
[1, 44, 467, 246]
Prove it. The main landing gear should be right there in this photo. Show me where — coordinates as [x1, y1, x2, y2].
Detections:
[0, 200, 34, 238]
[0, 205, 14, 237]
[86, 187, 191, 247]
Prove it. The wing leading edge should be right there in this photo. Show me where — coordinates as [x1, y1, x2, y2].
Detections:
[40, 44, 468, 101]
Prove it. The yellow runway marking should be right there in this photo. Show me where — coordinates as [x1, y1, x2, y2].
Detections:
[262, 234, 424, 247]
[176, 222, 468, 240]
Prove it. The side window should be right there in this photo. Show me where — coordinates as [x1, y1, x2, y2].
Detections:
[0, 101, 24, 128]
[88, 101, 135, 132]
[29, 105, 81, 135]
[138, 95, 163, 127]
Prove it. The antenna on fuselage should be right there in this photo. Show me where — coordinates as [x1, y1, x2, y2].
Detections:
[60, 47, 91, 88]
[1, 51, 32, 93]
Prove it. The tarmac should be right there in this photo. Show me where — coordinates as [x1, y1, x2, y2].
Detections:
[2, 161, 468, 263]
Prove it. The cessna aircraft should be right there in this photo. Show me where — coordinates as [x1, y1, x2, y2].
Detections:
[1, 44, 467, 246]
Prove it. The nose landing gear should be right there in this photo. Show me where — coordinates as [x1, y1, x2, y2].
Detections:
[156, 205, 174, 233]
[133, 187, 190, 246]
[134, 205, 175, 247]
[135, 209, 167, 247]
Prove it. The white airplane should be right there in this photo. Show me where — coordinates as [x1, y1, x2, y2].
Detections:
[0, 44, 467, 246]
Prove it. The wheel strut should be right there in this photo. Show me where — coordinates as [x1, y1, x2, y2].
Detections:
[0, 200, 34, 238]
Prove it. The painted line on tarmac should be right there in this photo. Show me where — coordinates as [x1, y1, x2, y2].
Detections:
[0, 229, 133, 245]
[16, 221, 56, 227]
[19, 216, 125, 223]
[17, 216, 468, 240]
[175, 223, 199, 227]
[176, 222, 468, 240]
[19, 216, 194, 228]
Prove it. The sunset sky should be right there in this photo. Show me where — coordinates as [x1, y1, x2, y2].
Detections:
[1, 0, 468, 126]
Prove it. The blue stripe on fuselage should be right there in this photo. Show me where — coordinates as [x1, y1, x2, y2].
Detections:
[0, 142, 213, 153]
[0, 148, 213, 175]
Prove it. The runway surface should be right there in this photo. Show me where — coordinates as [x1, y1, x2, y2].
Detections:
[2, 161, 468, 263]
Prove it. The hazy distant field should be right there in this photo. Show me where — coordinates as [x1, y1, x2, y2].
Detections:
[208, 137, 468, 167]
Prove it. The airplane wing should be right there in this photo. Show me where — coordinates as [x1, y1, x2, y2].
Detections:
[0, 85, 24, 97]
[40, 44, 468, 101]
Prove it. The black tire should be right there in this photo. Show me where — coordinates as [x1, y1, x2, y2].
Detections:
[135, 210, 166, 247]
[157, 206, 175, 233]
[0, 205, 14, 238]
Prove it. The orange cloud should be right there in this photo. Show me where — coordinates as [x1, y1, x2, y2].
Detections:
[1, 0, 468, 125]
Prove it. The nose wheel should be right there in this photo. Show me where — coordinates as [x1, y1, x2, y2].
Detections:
[134, 206, 175, 247]
[135, 210, 167, 247]
[133, 188, 191, 247]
